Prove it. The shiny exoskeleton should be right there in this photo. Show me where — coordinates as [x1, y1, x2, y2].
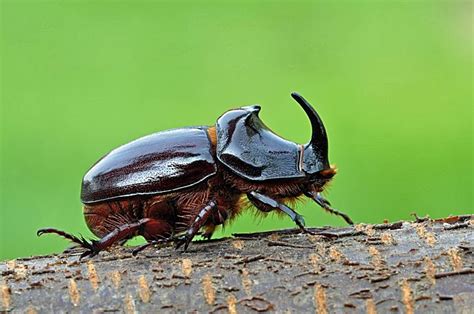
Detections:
[38, 92, 353, 258]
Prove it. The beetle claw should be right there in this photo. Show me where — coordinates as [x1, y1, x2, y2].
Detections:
[132, 242, 153, 256]
[183, 239, 191, 251]
[79, 251, 91, 260]
[202, 232, 213, 240]
[78, 243, 101, 260]
[174, 237, 185, 250]
[174, 234, 192, 251]
[299, 227, 317, 236]
[295, 214, 306, 228]
[79, 249, 97, 260]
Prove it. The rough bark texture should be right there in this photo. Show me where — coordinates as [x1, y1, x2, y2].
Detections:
[1, 216, 473, 313]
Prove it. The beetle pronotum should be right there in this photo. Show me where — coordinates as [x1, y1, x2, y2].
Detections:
[38, 92, 353, 258]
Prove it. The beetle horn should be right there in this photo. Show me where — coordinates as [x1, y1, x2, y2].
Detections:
[291, 92, 329, 169]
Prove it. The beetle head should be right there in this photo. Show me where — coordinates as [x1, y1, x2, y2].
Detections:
[215, 93, 333, 181]
[290, 92, 330, 175]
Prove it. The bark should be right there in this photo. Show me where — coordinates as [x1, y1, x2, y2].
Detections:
[1, 215, 472, 313]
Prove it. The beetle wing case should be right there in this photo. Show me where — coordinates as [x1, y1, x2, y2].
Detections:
[81, 127, 217, 203]
[216, 106, 305, 181]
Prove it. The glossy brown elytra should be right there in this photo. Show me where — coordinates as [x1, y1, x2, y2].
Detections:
[38, 92, 353, 258]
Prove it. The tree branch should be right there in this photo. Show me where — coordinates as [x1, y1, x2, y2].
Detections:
[1, 215, 472, 313]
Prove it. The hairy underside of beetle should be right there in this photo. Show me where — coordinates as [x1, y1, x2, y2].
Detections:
[83, 166, 336, 246]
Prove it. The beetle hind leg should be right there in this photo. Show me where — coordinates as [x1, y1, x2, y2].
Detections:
[38, 218, 155, 259]
[37, 228, 96, 257]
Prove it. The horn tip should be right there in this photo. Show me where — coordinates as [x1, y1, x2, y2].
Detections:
[290, 91, 302, 99]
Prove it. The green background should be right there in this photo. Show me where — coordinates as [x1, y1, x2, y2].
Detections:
[1, 0, 472, 261]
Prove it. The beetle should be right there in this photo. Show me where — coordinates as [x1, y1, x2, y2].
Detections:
[38, 92, 353, 258]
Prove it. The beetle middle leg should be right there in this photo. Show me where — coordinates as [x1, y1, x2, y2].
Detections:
[175, 200, 218, 251]
[247, 191, 312, 233]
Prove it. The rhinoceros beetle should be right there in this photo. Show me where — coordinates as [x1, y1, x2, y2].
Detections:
[38, 92, 353, 258]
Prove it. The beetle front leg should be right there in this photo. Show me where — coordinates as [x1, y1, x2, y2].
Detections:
[175, 200, 217, 251]
[247, 191, 310, 233]
[305, 191, 354, 225]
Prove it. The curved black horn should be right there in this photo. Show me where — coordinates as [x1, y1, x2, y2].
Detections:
[290, 92, 328, 156]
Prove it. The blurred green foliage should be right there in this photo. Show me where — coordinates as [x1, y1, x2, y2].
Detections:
[1, 1, 472, 261]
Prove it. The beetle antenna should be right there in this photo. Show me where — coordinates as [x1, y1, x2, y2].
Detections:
[290, 92, 329, 165]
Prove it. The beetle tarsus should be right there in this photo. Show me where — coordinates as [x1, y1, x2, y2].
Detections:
[132, 234, 191, 254]
[294, 214, 318, 235]
[174, 234, 192, 251]
[295, 214, 306, 228]
[79, 248, 98, 260]
[38, 219, 152, 259]
[37, 228, 100, 259]
[132, 242, 153, 256]
[307, 192, 354, 225]
[202, 231, 213, 240]
[132, 236, 177, 256]
[37, 228, 95, 251]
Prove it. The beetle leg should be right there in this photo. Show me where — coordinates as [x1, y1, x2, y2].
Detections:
[247, 191, 309, 233]
[305, 191, 354, 225]
[37, 228, 95, 253]
[175, 200, 217, 251]
[38, 218, 152, 259]
[86, 218, 153, 257]
[132, 236, 176, 256]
